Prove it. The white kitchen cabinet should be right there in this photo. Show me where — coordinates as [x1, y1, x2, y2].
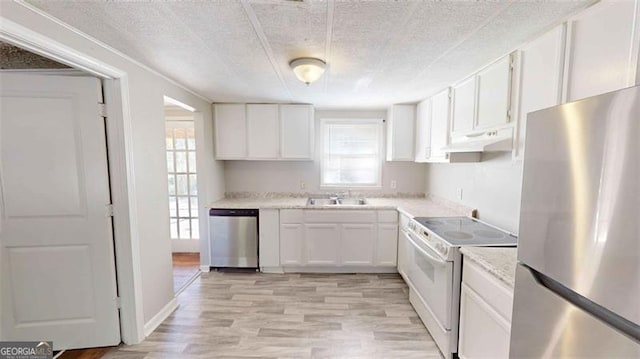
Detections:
[386, 104, 416, 161]
[458, 259, 514, 359]
[247, 104, 279, 159]
[259, 209, 280, 269]
[451, 76, 476, 135]
[280, 104, 314, 159]
[341, 224, 376, 265]
[429, 88, 452, 162]
[304, 224, 340, 265]
[279, 210, 398, 270]
[279, 223, 303, 266]
[515, 25, 565, 158]
[214, 104, 246, 159]
[565, 0, 639, 102]
[376, 223, 398, 266]
[414, 99, 432, 163]
[476, 55, 512, 130]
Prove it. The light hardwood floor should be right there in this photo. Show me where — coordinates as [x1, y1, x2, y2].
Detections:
[105, 272, 443, 359]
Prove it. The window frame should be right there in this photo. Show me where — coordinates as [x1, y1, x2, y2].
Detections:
[320, 118, 384, 189]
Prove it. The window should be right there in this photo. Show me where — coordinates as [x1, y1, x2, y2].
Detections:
[166, 121, 199, 239]
[321, 119, 383, 187]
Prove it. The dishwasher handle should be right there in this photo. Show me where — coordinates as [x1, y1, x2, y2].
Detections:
[209, 208, 258, 217]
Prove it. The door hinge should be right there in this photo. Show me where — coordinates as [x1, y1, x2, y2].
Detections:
[115, 296, 122, 309]
[106, 204, 114, 217]
[99, 103, 107, 117]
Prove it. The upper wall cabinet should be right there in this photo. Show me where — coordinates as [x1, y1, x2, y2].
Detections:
[476, 56, 512, 130]
[515, 25, 566, 158]
[386, 104, 416, 161]
[280, 104, 314, 159]
[451, 54, 514, 138]
[247, 104, 279, 159]
[565, 0, 639, 102]
[429, 88, 452, 162]
[451, 76, 476, 135]
[214, 104, 247, 159]
[414, 99, 431, 163]
[416, 88, 480, 163]
[214, 103, 314, 161]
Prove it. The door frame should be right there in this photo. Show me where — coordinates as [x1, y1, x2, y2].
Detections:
[0, 16, 145, 344]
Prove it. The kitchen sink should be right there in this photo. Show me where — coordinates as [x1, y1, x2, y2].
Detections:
[307, 198, 338, 205]
[337, 198, 367, 205]
[306, 198, 367, 206]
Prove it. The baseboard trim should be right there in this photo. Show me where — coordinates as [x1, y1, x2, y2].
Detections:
[200, 265, 210, 272]
[260, 266, 284, 274]
[282, 266, 398, 274]
[143, 298, 178, 337]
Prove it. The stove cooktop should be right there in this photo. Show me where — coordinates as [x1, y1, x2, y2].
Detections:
[413, 216, 517, 246]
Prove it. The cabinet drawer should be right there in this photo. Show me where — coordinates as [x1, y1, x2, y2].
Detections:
[280, 209, 303, 223]
[462, 259, 514, 321]
[304, 210, 376, 223]
[377, 210, 398, 223]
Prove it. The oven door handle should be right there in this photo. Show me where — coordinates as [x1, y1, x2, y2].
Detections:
[406, 232, 448, 265]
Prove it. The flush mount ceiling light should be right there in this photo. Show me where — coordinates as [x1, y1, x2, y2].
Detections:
[289, 57, 326, 85]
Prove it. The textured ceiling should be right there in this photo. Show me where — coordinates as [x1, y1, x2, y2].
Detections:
[27, 0, 592, 108]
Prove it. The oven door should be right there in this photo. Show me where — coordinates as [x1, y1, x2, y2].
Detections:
[406, 231, 454, 330]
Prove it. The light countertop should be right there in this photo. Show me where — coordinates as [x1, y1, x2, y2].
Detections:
[460, 246, 518, 288]
[209, 194, 475, 219]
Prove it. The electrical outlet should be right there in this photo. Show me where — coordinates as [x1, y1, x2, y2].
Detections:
[300, 181, 306, 190]
[456, 188, 463, 200]
[390, 180, 397, 189]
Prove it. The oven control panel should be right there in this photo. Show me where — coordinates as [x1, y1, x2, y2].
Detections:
[408, 220, 451, 260]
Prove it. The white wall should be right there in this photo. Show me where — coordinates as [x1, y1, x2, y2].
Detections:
[0, 2, 225, 326]
[426, 153, 523, 234]
[224, 109, 427, 195]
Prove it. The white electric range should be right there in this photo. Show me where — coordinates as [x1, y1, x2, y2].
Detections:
[400, 216, 517, 359]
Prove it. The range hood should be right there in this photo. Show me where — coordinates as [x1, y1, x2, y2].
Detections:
[442, 128, 513, 153]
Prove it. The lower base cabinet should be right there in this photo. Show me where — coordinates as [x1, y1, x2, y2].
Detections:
[458, 259, 513, 359]
[305, 223, 340, 265]
[280, 223, 303, 266]
[279, 209, 398, 268]
[341, 224, 376, 265]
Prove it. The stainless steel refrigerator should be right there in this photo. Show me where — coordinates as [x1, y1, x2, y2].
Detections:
[510, 85, 640, 357]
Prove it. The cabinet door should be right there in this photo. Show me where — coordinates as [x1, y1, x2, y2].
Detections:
[247, 104, 279, 159]
[429, 88, 451, 161]
[476, 55, 511, 130]
[259, 209, 280, 267]
[414, 99, 432, 162]
[214, 104, 246, 159]
[516, 25, 565, 158]
[340, 224, 376, 266]
[459, 283, 511, 359]
[280, 223, 303, 266]
[565, 0, 639, 102]
[376, 224, 398, 266]
[304, 224, 339, 265]
[280, 104, 314, 159]
[386, 104, 416, 161]
[452, 76, 476, 135]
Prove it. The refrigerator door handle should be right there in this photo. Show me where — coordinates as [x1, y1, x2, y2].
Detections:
[525, 265, 640, 343]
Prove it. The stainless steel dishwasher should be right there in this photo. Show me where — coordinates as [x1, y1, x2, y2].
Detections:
[209, 208, 258, 268]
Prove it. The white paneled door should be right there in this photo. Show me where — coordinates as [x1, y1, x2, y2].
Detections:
[0, 74, 120, 350]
